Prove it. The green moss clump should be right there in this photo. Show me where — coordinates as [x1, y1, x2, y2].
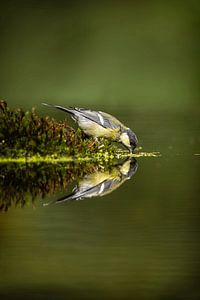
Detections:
[0, 100, 118, 158]
[0, 101, 160, 162]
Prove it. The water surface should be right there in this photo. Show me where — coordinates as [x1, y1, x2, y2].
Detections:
[0, 111, 199, 300]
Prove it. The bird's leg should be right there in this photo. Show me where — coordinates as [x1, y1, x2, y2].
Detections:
[88, 137, 100, 148]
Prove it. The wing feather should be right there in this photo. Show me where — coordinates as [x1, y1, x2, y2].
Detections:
[74, 108, 123, 129]
[42, 104, 124, 129]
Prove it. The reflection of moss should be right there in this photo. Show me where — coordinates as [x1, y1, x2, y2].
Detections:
[0, 100, 117, 158]
[0, 162, 103, 212]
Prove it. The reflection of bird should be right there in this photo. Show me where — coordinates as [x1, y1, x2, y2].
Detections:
[55, 158, 137, 203]
[42, 104, 138, 152]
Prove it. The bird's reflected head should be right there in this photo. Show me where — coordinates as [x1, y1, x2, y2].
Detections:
[119, 157, 138, 178]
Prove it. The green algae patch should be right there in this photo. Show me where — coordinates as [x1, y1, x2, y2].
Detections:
[0, 151, 161, 164]
[114, 150, 161, 159]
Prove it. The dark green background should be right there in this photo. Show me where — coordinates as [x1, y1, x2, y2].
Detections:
[0, 0, 199, 111]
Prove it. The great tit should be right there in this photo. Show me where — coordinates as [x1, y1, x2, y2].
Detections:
[42, 103, 138, 152]
[54, 158, 137, 203]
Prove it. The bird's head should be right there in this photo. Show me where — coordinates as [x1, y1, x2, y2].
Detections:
[119, 128, 138, 152]
[119, 157, 138, 178]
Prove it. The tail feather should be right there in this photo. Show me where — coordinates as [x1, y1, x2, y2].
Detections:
[55, 191, 77, 204]
[42, 103, 74, 115]
[42, 190, 77, 207]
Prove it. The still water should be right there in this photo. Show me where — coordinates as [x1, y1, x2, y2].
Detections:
[0, 111, 199, 300]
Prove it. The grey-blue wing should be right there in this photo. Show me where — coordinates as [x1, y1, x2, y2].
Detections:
[55, 182, 104, 202]
[55, 176, 123, 203]
[75, 177, 121, 199]
[73, 180, 106, 199]
[42, 104, 122, 129]
[73, 108, 121, 129]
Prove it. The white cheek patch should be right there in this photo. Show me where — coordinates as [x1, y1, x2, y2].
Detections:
[120, 132, 130, 148]
[120, 160, 131, 176]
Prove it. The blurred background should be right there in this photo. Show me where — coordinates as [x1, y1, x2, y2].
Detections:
[0, 0, 199, 112]
[0, 1, 200, 300]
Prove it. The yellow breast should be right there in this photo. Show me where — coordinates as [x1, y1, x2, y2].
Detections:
[78, 120, 120, 139]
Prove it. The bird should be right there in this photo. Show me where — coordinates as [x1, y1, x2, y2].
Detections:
[42, 103, 138, 152]
[54, 157, 137, 203]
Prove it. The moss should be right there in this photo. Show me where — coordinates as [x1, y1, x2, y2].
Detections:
[0, 100, 96, 157]
[0, 101, 161, 160]
[0, 100, 120, 158]
[0, 101, 162, 162]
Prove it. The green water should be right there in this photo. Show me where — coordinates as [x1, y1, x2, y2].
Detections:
[0, 1, 199, 299]
[0, 110, 199, 300]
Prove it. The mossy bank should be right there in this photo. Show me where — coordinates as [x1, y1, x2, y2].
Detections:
[0, 100, 120, 160]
